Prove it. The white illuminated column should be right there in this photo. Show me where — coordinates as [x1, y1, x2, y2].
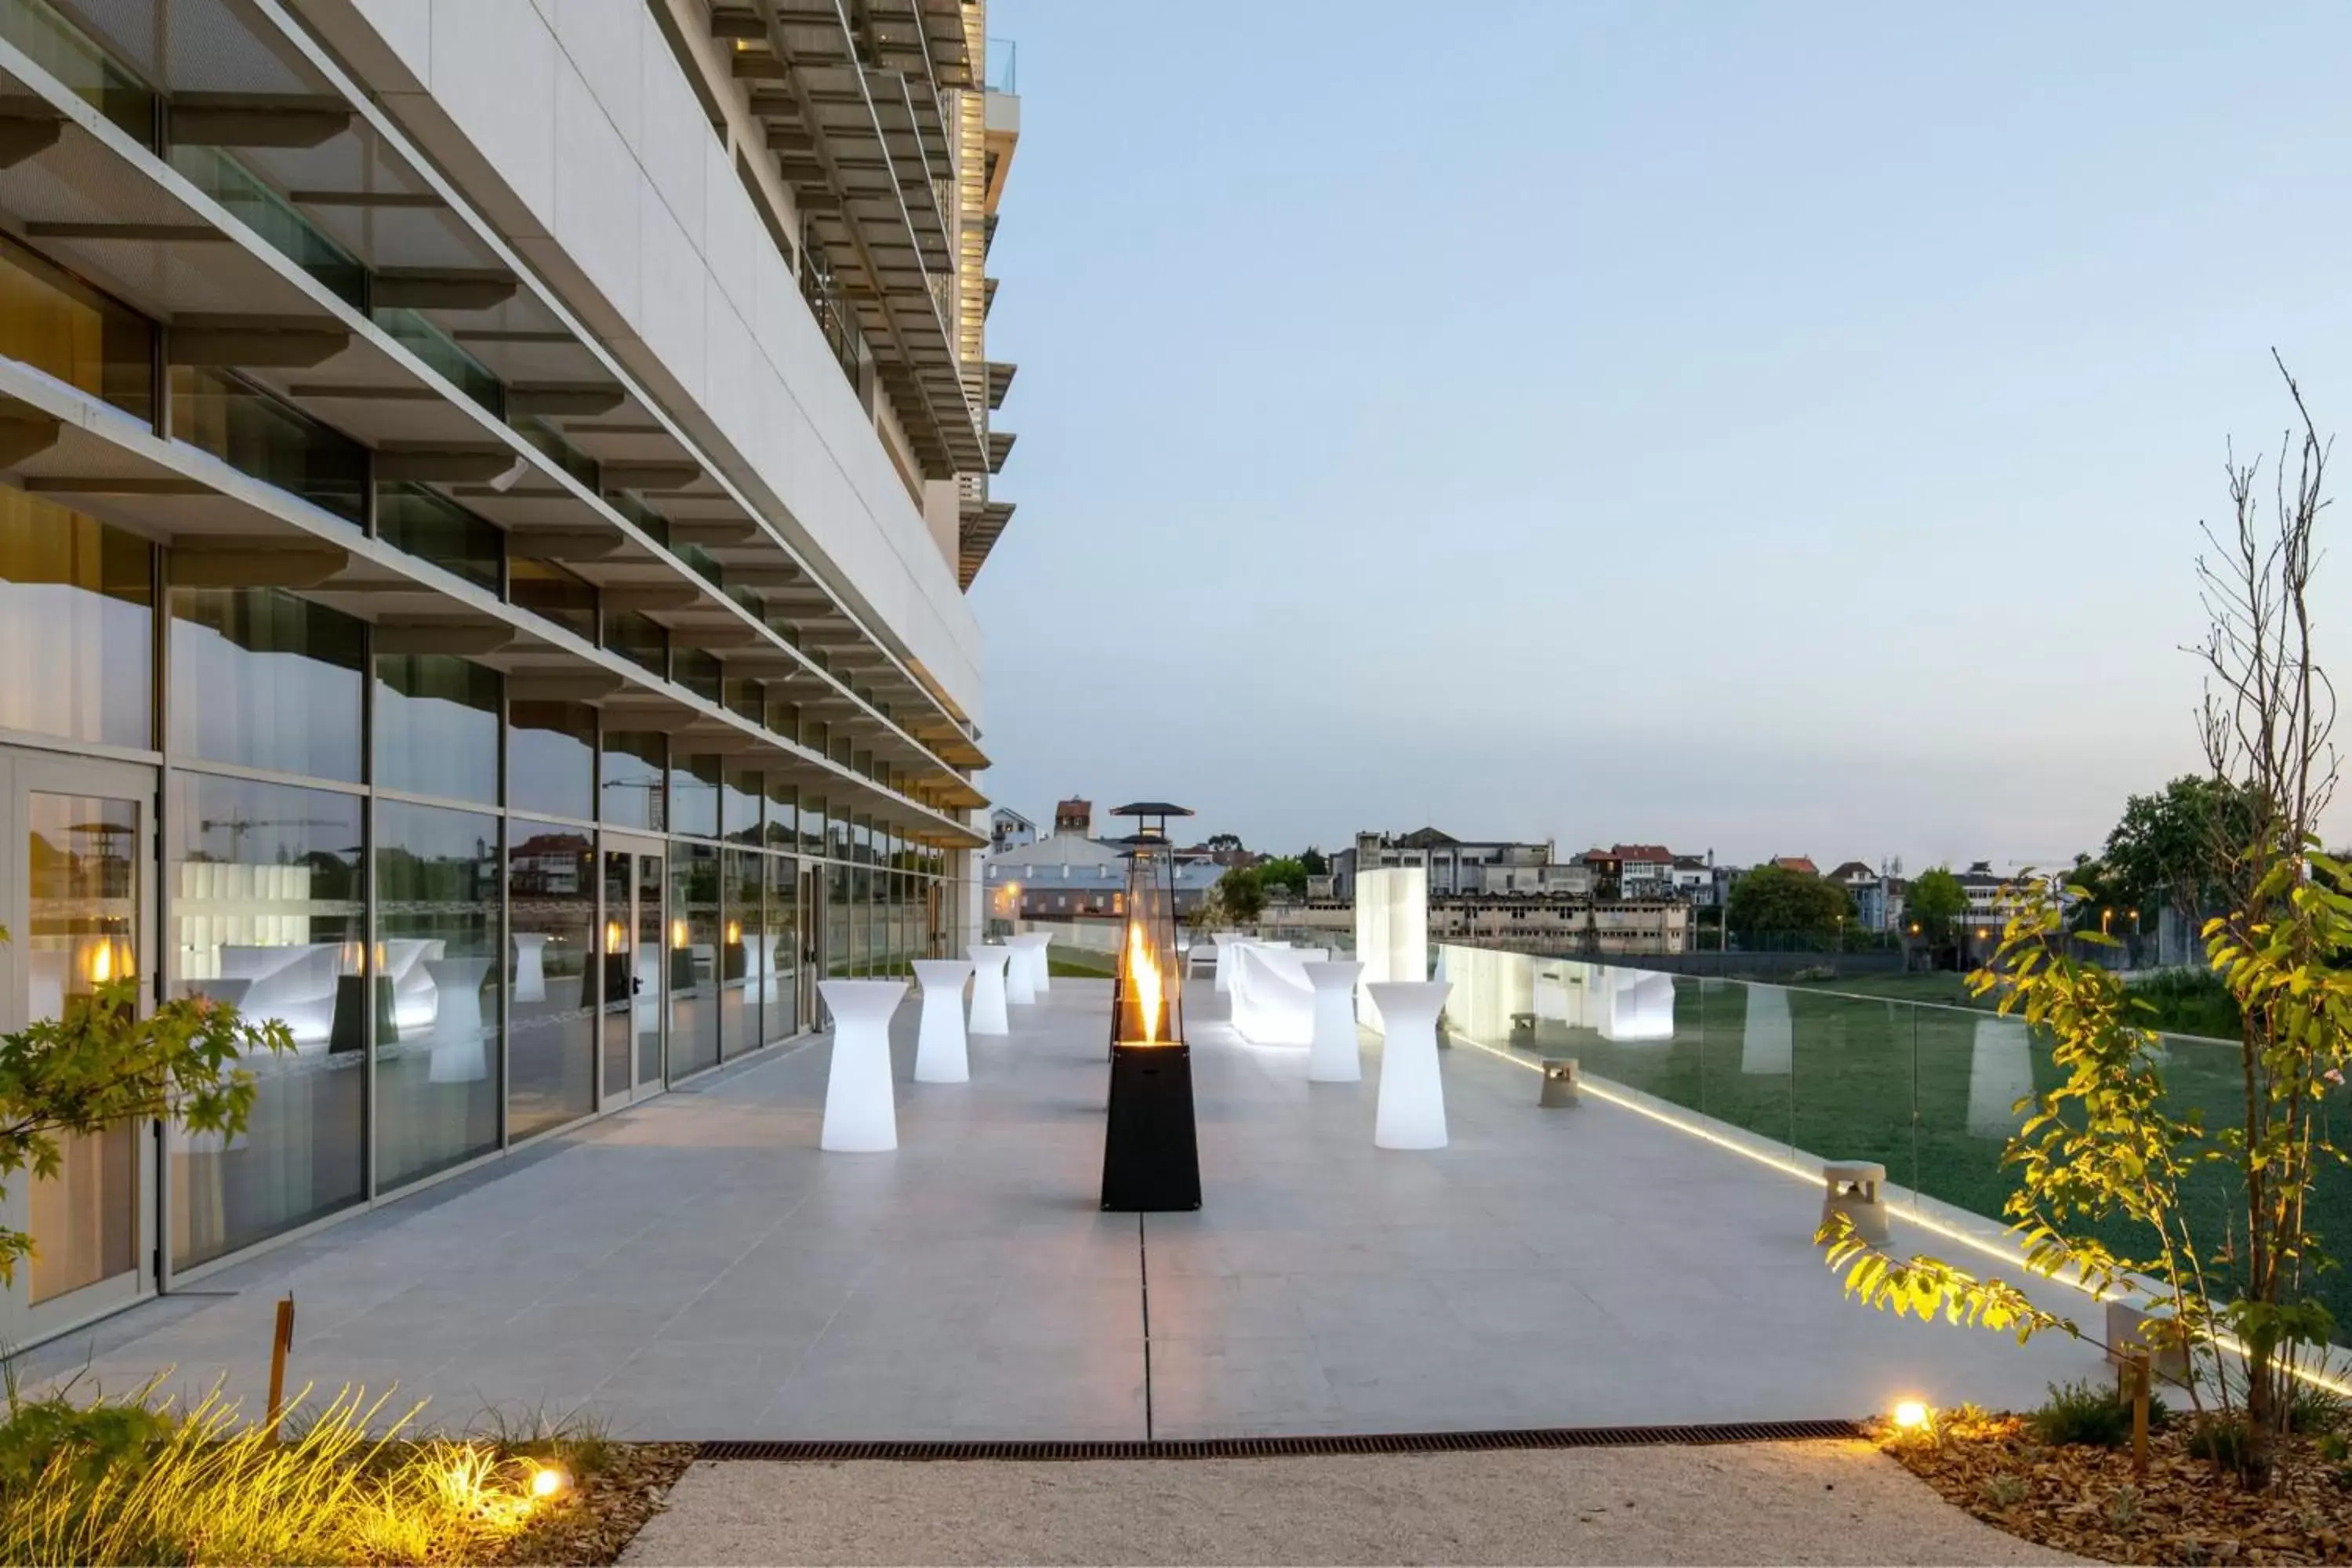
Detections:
[966, 944, 1012, 1035]
[818, 979, 906, 1152]
[1303, 960, 1366, 1083]
[1370, 979, 1450, 1149]
[510, 932, 550, 1004]
[913, 959, 974, 1083]
[1354, 867, 1429, 1032]
[1007, 931, 1051, 996]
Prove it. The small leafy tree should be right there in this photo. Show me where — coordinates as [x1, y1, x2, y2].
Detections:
[1906, 866, 1966, 945]
[1817, 354, 2350, 1492]
[1214, 866, 1267, 925]
[2103, 775, 2261, 936]
[0, 929, 289, 1283]
[1726, 865, 1854, 945]
[1254, 857, 1308, 899]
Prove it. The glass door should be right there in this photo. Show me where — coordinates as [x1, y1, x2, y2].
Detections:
[797, 862, 822, 1031]
[597, 838, 666, 1107]
[0, 749, 156, 1343]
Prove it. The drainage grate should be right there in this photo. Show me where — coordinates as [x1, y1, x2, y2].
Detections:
[697, 1420, 1863, 1463]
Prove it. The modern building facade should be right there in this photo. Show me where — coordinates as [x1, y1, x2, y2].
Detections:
[0, 0, 1015, 1348]
[1331, 828, 1556, 899]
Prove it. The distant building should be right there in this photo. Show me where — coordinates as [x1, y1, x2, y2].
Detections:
[1769, 855, 1820, 877]
[1613, 844, 1676, 896]
[985, 833, 1224, 921]
[1053, 797, 1094, 837]
[1330, 828, 1556, 898]
[1429, 896, 1689, 956]
[1671, 853, 1721, 907]
[990, 806, 1038, 853]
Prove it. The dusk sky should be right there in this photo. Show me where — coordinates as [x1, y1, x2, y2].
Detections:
[971, 2, 2352, 869]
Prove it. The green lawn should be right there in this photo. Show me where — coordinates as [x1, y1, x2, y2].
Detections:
[1475, 978, 2352, 1338]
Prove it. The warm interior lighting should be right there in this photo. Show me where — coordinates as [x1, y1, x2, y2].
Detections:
[1892, 1399, 1932, 1432]
[605, 919, 624, 955]
[671, 919, 688, 949]
[1128, 920, 1163, 1044]
[86, 938, 117, 984]
[528, 1463, 570, 1500]
[726, 919, 742, 945]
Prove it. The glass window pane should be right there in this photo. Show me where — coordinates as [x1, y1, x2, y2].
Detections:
[376, 484, 502, 593]
[0, 231, 154, 419]
[375, 655, 499, 803]
[763, 776, 797, 850]
[604, 608, 665, 680]
[0, 489, 151, 748]
[724, 768, 761, 844]
[169, 773, 365, 1268]
[800, 792, 826, 855]
[721, 849, 764, 1060]
[169, 368, 365, 525]
[766, 854, 797, 1044]
[25, 791, 139, 1303]
[676, 648, 721, 703]
[670, 844, 718, 1077]
[374, 801, 501, 1190]
[510, 700, 595, 822]
[169, 586, 363, 781]
[600, 730, 665, 830]
[508, 557, 595, 641]
[508, 822, 595, 1139]
[670, 753, 719, 839]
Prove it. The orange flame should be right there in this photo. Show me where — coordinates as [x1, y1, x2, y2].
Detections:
[1128, 922, 1163, 1044]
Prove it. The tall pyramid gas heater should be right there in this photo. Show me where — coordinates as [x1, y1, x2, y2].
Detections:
[1100, 801, 1202, 1211]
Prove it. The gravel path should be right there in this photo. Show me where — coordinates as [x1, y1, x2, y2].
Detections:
[620, 1442, 2084, 1565]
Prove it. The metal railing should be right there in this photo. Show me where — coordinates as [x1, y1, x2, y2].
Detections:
[985, 37, 1017, 94]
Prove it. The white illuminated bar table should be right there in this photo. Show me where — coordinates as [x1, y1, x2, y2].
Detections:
[967, 944, 1011, 1035]
[1370, 980, 1450, 1149]
[818, 979, 906, 1152]
[1303, 960, 1366, 1083]
[912, 959, 975, 1083]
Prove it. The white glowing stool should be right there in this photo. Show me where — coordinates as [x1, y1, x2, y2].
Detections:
[1303, 960, 1366, 1083]
[1370, 980, 1450, 1149]
[1006, 932, 1051, 997]
[425, 956, 495, 1082]
[1004, 935, 1040, 1006]
[510, 932, 550, 1004]
[818, 980, 906, 1152]
[913, 959, 974, 1083]
[967, 945, 1011, 1036]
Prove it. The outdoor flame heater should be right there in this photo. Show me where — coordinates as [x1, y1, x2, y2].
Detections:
[1100, 801, 1203, 1211]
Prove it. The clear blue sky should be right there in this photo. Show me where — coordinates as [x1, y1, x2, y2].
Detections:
[972, 1, 2352, 869]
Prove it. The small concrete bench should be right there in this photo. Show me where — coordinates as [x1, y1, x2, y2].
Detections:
[1821, 1160, 1889, 1246]
[1539, 1057, 1580, 1108]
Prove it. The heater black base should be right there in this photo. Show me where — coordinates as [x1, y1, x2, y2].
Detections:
[1100, 1044, 1202, 1211]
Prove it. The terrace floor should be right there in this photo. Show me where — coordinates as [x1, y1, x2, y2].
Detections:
[24, 980, 2107, 1440]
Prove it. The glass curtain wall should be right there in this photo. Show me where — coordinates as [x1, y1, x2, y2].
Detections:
[669, 843, 720, 1077]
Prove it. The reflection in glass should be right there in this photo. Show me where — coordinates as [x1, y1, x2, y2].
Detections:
[510, 701, 595, 822]
[766, 853, 798, 1044]
[508, 824, 594, 1140]
[25, 792, 138, 1305]
[669, 844, 719, 1077]
[0, 491, 151, 749]
[169, 773, 365, 1269]
[827, 861, 851, 978]
[605, 609, 665, 681]
[721, 849, 763, 1059]
[376, 655, 499, 804]
[764, 776, 797, 850]
[600, 731, 665, 830]
[169, 587, 364, 782]
[636, 852, 664, 1088]
[599, 851, 633, 1099]
[374, 802, 501, 1191]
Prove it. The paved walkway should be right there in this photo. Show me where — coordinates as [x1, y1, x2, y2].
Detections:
[621, 1446, 2081, 1566]
[25, 980, 2106, 1439]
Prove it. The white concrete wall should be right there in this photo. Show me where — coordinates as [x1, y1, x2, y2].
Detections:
[289, 0, 987, 726]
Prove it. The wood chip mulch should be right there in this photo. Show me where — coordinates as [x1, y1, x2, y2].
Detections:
[483, 1443, 698, 1566]
[1881, 1411, 2352, 1565]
